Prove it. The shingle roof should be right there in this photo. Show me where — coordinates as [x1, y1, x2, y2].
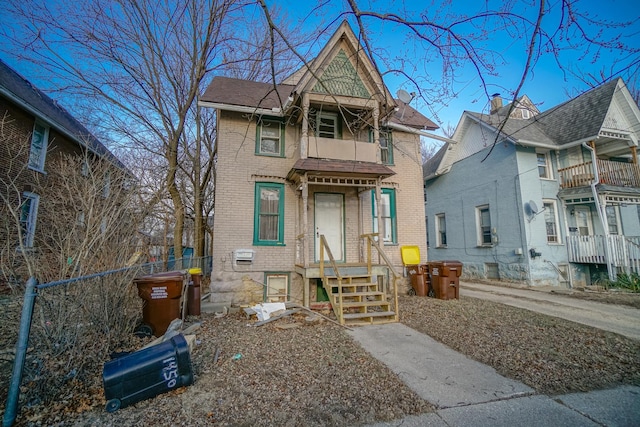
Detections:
[423, 143, 449, 180]
[289, 158, 395, 178]
[200, 76, 294, 110]
[201, 76, 438, 130]
[0, 58, 122, 166]
[390, 100, 438, 130]
[471, 79, 621, 147]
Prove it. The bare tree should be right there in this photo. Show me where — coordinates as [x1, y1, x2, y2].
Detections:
[1, 0, 238, 264]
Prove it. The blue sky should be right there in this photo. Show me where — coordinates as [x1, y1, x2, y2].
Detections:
[269, 0, 640, 139]
[1, 0, 638, 143]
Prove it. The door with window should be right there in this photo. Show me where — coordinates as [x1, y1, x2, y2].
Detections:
[574, 206, 597, 259]
[314, 193, 344, 262]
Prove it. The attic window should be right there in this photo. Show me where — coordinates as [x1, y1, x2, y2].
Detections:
[521, 108, 531, 119]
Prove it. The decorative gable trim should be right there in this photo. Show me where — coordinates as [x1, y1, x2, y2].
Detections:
[312, 49, 371, 98]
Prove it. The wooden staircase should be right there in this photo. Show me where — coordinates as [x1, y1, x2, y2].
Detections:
[323, 273, 396, 326]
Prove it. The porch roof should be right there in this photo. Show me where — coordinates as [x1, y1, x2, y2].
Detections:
[287, 158, 395, 182]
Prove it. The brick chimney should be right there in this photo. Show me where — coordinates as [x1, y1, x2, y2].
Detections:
[490, 93, 503, 114]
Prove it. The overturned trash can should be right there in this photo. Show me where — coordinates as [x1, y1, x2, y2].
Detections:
[103, 333, 193, 412]
[428, 260, 462, 300]
[134, 271, 185, 337]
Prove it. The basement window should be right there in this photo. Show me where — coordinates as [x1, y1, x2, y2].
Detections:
[264, 273, 289, 302]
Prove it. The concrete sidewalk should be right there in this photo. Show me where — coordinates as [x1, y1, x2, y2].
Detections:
[351, 323, 640, 427]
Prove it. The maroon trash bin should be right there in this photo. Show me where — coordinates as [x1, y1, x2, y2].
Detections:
[134, 271, 185, 337]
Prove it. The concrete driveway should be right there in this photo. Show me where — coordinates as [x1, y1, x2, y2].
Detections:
[460, 281, 640, 341]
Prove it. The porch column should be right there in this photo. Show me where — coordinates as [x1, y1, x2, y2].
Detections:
[301, 94, 309, 159]
[301, 174, 309, 306]
[373, 104, 380, 164]
[632, 146, 637, 164]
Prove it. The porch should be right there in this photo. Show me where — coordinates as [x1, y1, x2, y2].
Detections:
[558, 159, 640, 190]
[567, 235, 640, 273]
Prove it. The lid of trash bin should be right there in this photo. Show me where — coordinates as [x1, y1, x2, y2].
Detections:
[133, 271, 185, 283]
[400, 245, 421, 265]
[188, 268, 202, 275]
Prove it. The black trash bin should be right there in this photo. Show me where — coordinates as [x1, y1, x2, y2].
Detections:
[103, 333, 194, 412]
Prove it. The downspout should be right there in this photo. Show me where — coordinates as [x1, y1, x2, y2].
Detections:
[583, 142, 615, 280]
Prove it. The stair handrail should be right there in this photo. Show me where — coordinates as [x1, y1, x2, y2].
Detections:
[361, 233, 400, 321]
[319, 234, 344, 324]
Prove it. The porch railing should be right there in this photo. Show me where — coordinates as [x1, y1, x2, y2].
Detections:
[557, 159, 640, 189]
[360, 233, 400, 322]
[318, 234, 344, 324]
[567, 235, 640, 273]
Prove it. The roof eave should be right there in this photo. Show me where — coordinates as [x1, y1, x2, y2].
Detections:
[0, 86, 104, 158]
[198, 100, 285, 117]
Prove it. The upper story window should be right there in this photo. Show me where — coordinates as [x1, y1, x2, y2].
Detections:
[256, 117, 285, 157]
[19, 192, 40, 248]
[435, 213, 447, 247]
[521, 108, 531, 119]
[253, 182, 285, 245]
[315, 112, 340, 139]
[537, 152, 552, 179]
[28, 121, 50, 172]
[379, 128, 393, 165]
[102, 170, 111, 198]
[372, 188, 397, 245]
[369, 127, 394, 165]
[543, 200, 560, 243]
[476, 205, 492, 246]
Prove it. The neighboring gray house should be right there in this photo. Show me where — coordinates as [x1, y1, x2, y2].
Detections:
[424, 78, 640, 288]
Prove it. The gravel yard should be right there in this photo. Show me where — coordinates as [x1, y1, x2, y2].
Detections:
[4, 290, 640, 426]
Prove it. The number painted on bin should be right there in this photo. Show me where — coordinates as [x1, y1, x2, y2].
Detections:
[162, 356, 178, 388]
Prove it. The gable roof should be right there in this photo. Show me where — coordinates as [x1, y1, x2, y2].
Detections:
[423, 143, 449, 181]
[200, 76, 294, 114]
[0, 58, 123, 167]
[287, 21, 395, 111]
[436, 78, 640, 176]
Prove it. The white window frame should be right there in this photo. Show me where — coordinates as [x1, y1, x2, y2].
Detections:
[543, 199, 561, 244]
[476, 205, 492, 247]
[536, 151, 552, 179]
[264, 273, 289, 302]
[28, 121, 50, 172]
[256, 118, 284, 156]
[19, 192, 40, 248]
[435, 213, 447, 248]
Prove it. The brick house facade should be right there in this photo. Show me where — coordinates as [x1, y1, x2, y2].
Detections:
[200, 22, 437, 322]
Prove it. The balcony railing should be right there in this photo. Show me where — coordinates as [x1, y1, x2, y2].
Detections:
[558, 159, 640, 189]
[307, 136, 378, 163]
[567, 235, 640, 273]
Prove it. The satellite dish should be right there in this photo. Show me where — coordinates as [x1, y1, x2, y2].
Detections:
[397, 89, 413, 104]
[528, 200, 538, 214]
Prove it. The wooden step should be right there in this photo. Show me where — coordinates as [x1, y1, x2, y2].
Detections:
[342, 311, 396, 320]
[338, 300, 390, 309]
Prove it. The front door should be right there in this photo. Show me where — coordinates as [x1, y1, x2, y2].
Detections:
[315, 193, 344, 262]
[574, 206, 593, 236]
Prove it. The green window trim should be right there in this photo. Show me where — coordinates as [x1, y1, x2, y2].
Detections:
[255, 116, 285, 157]
[253, 182, 285, 246]
[369, 127, 394, 165]
[372, 188, 397, 245]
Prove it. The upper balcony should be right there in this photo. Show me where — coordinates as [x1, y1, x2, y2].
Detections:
[307, 135, 378, 163]
[557, 159, 640, 190]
